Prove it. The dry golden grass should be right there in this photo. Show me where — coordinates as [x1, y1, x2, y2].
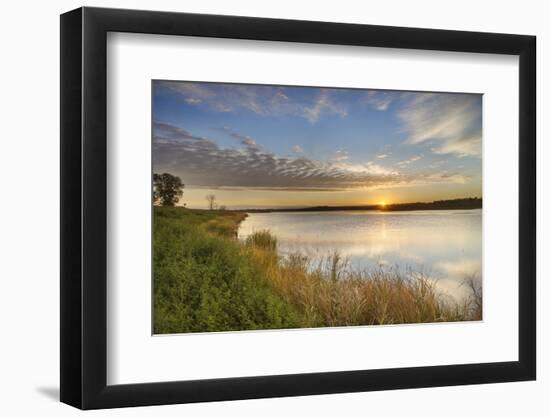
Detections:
[244, 230, 482, 328]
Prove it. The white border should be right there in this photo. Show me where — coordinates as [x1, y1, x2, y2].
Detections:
[107, 33, 519, 385]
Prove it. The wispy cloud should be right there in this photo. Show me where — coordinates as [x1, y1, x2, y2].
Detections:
[153, 122, 470, 191]
[292, 145, 304, 153]
[156, 81, 347, 124]
[397, 154, 424, 168]
[184, 97, 202, 104]
[303, 91, 348, 123]
[332, 150, 349, 162]
[363, 91, 394, 111]
[429, 135, 481, 157]
[399, 93, 482, 157]
[332, 161, 398, 177]
[219, 126, 258, 147]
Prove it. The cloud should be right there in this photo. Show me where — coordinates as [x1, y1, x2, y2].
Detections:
[153, 122, 198, 142]
[396, 154, 424, 167]
[332, 161, 398, 177]
[153, 122, 471, 191]
[219, 126, 257, 147]
[292, 145, 304, 153]
[376, 153, 390, 159]
[418, 171, 469, 185]
[430, 135, 481, 157]
[428, 159, 448, 169]
[332, 150, 349, 162]
[185, 97, 202, 104]
[155, 81, 347, 124]
[159, 81, 270, 114]
[303, 91, 348, 123]
[242, 138, 256, 146]
[363, 91, 393, 111]
[399, 93, 482, 157]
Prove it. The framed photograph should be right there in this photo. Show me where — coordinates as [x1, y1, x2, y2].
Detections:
[60, 7, 536, 409]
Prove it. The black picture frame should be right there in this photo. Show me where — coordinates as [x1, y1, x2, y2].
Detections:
[60, 6, 536, 410]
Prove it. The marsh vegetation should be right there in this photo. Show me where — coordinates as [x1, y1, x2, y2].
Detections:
[154, 207, 482, 334]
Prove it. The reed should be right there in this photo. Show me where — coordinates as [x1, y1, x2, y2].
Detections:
[246, 235, 482, 327]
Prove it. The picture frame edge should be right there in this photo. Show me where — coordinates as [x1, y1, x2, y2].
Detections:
[60, 6, 537, 410]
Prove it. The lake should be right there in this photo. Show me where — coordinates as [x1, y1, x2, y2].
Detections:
[238, 209, 482, 301]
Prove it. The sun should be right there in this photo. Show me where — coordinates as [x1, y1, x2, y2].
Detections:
[379, 200, 387, 207]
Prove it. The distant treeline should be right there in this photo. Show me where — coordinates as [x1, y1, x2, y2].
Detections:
[241, 197, 482, 213]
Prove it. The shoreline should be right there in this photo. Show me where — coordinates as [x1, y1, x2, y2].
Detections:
[240, 207, 482, 214]
[154, 206, 482, 334]
[174, 198, 482, 214]
[238, 198, 482, 213]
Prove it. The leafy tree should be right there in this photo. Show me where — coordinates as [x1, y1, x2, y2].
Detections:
[206, 194, 217, 210]
[153, 173, 184, 206]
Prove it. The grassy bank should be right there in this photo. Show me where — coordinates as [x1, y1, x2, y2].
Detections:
[154, 207, 482, 334]
[154, 207, 301, 334]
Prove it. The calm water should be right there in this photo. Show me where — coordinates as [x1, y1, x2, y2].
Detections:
[238, 210, 482, 300]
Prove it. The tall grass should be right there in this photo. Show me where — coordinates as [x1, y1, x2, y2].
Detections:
[461, 273, 483, 320]
[245, 229, 278, 251]
[154, 207, 482, 334]
[246, 238, 482, 327]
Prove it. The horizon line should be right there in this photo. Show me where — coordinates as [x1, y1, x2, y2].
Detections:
[174, 196, 482, 211]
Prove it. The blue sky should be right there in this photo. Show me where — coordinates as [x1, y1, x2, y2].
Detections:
[152, 80, 482, 209]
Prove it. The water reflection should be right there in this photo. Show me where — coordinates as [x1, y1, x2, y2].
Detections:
[238, 210, 482, 300]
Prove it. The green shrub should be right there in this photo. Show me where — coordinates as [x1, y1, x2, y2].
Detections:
[153, 207, 299, 334]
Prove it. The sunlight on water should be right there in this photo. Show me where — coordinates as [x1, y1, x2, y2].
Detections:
[238, 210, 482, 300]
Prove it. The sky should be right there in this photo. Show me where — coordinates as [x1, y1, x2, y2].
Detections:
[152, 80, 482, 209]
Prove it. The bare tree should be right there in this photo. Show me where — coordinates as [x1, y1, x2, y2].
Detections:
[205, 194, 217, 210]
